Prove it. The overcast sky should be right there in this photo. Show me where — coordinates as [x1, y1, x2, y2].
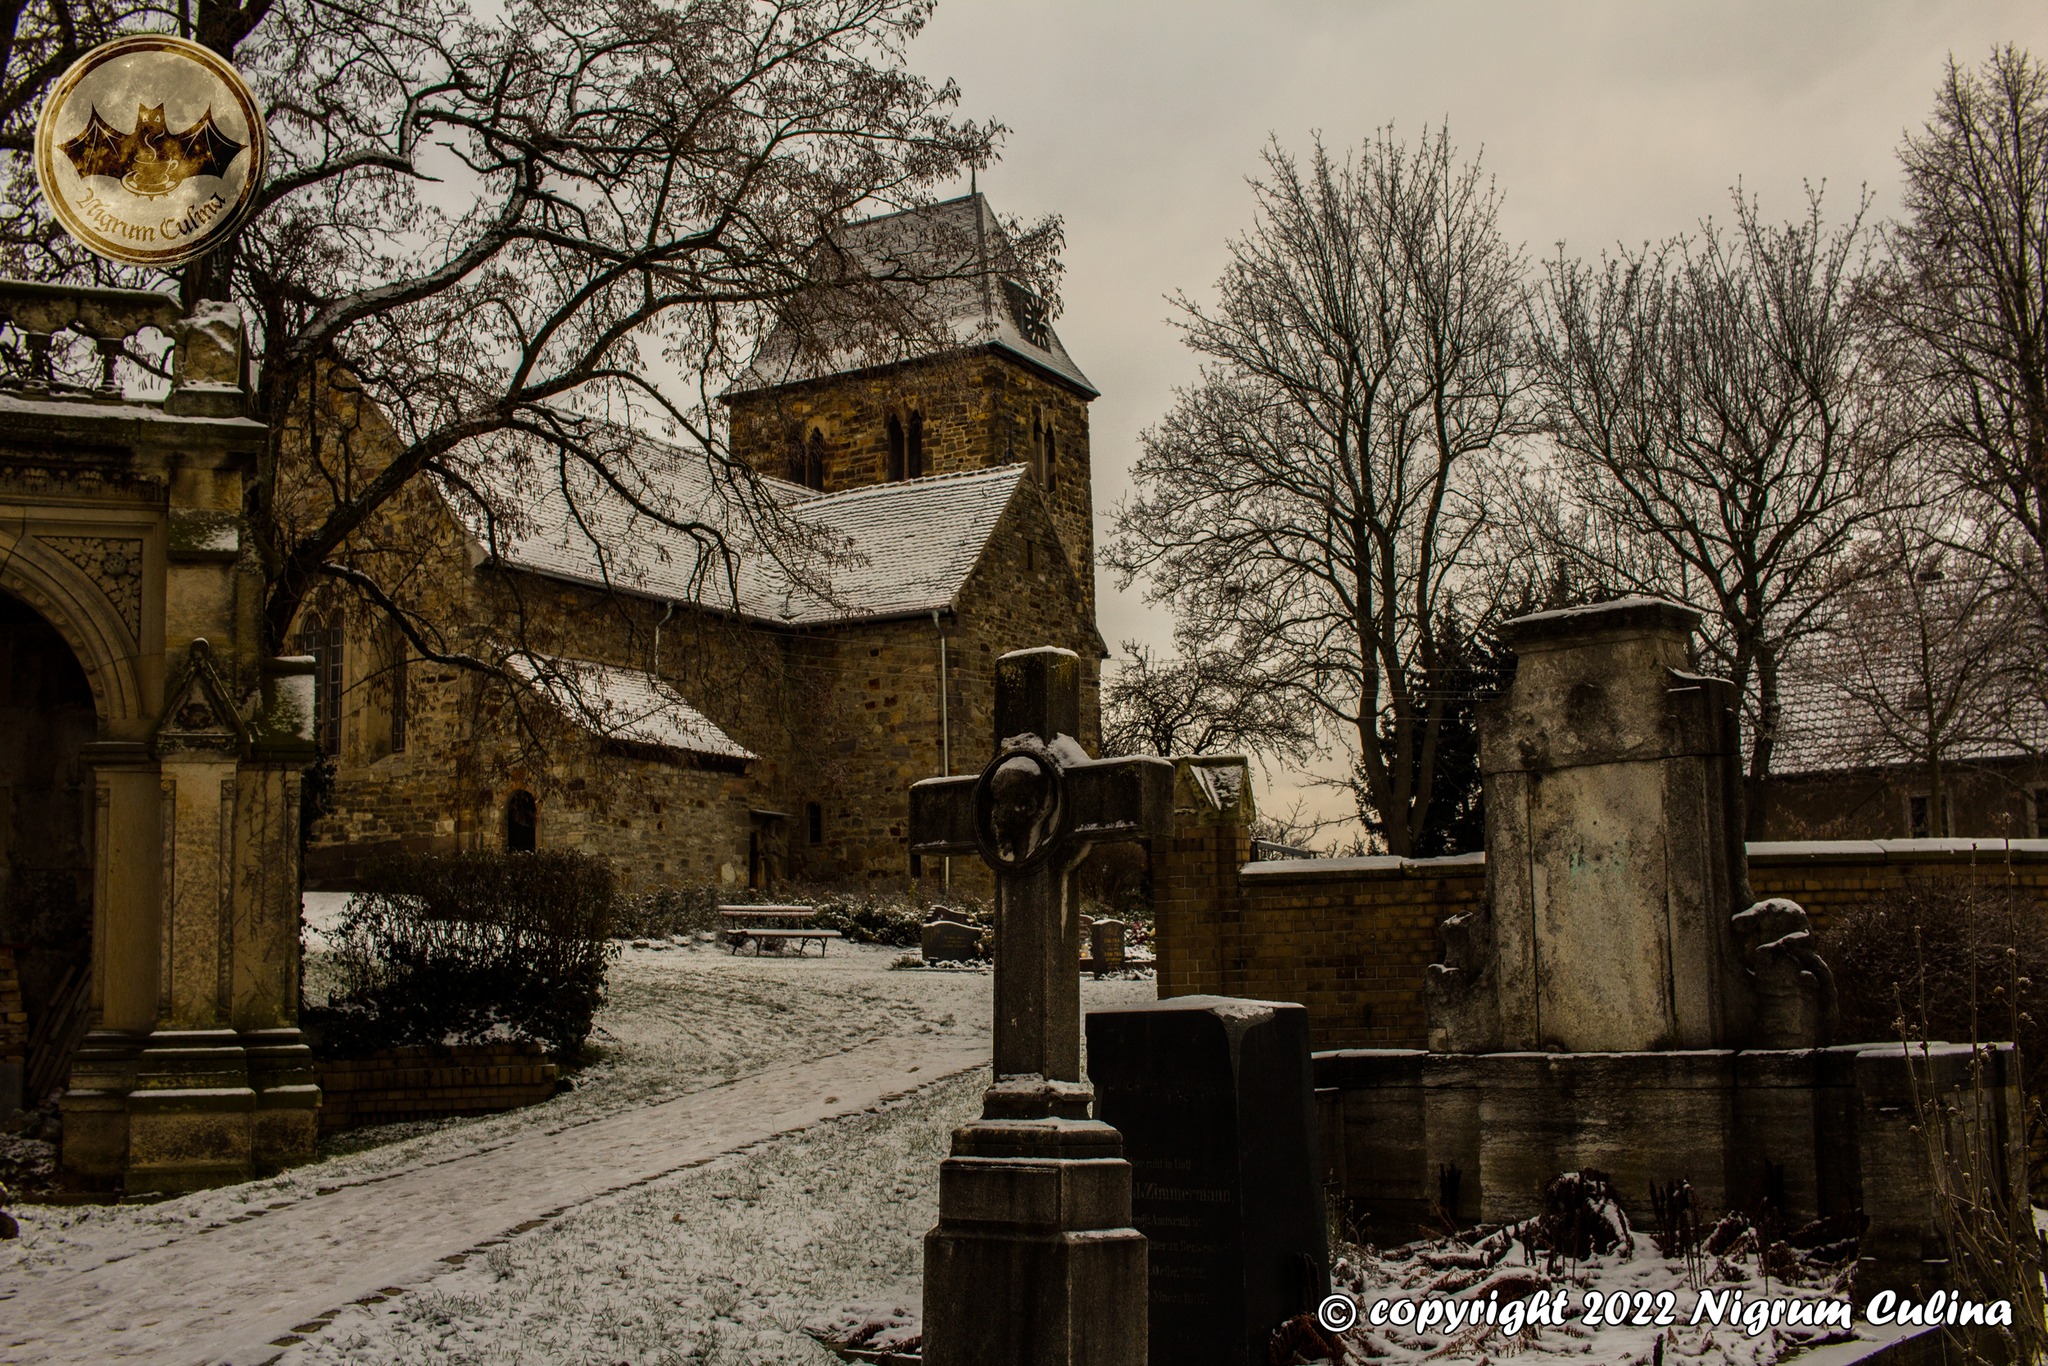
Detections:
[907, 1, 2048, 832]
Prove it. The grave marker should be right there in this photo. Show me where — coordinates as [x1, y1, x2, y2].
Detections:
[1087, 996, 1329, 1366]
[908, 646, 1175, 1366]
[920, 915, 981, 963]
[1088, 918, 1127, 976]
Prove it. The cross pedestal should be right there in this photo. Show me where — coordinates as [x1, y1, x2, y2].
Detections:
[909, 647, 1173, 1366]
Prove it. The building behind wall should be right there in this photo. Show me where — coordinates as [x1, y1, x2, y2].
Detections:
[1753, 603, 2048, 840]
[305, 193, 1105, 894]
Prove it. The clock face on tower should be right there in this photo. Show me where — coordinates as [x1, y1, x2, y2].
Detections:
[35, 34, 268, 268]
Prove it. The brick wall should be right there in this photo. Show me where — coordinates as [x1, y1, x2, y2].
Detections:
[1154, 824, 2048, 1052]
[0, 945, 23, 1063]
[1, 944, 24, 1115]
[314, 1042, 560, 1130]
[1746, 839, 2048, 935]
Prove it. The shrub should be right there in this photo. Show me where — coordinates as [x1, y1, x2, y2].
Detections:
[1818, 877, 2046, 1059]
[810, 893, 927, 947]
[309, 850, 619, 1061]
[612, 883, 724, 939]
[1817, 876, 2047, 1189]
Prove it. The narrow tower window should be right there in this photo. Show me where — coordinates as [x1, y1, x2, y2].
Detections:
[805, 428, 827, 490]
[906, 411, 925, 478]
[1043, 423, 1057, 492]
[886, 414, 906, 481]
[384, 619, 407, 754]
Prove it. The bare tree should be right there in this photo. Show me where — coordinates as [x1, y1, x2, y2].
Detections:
[1869, 45, 2048, 667]
[1, 0, 1027, 669]
[1098, 639, 1316, 762]
[1525, 191, 1900, 799]
[1105, 128, 1529, 856]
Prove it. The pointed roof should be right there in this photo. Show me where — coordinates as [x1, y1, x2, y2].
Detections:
[444, 425, 1033, 627]
[729, 193, 1096, 399]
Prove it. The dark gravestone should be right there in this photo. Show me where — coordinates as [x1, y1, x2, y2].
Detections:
[1088, 918, 1127, 976]
[1086, 996, 1329, 1366]
[921, 916, 981, 963]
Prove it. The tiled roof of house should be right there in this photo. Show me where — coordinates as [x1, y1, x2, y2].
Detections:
[729, 193, 1096, 398]
[445, 427, 1027, 627]
[506, 653, 754, 761]
[1769, 591, 2046, 776]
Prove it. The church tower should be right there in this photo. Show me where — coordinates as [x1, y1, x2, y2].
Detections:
[723, 193, 1099, 615]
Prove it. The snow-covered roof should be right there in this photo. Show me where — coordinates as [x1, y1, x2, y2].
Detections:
[446, 425, 1027, 627]
[1768, 583, 2046, 776]
[506, 654, 753, 761]
[730, 193, 1096, 398]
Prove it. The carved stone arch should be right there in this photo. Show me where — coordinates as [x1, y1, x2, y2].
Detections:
[0, 528, 144, 726]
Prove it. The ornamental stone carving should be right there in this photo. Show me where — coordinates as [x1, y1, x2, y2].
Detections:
[40, 533, 143, 638]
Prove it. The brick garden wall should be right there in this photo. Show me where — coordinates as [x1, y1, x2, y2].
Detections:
[314, 1042, 560, 1131]
[1, 944, 23, 1115]
[1154, 812, 2048, 1052]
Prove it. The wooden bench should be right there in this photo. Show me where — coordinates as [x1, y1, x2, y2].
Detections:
[718, 906, 843, 956]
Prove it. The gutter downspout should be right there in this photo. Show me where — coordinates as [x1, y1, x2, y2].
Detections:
[934, 609, 951, 889]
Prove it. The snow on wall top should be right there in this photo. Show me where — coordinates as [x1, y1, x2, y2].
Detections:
[445, 424, 1025, 627]
[506, 653, 754, 760]
[729, 193, 1096, 398]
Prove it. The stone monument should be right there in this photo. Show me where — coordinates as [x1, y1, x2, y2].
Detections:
[1087, 997, 1328, 1366]
[920, 911, 982, 964]
[0, 281, 319, 1192]
[1313, 598, 2024, 1297]
[908, 646, 1174, 1366]
[1087, 918, 1127, 976]
[1428, 596, 1833, 1053]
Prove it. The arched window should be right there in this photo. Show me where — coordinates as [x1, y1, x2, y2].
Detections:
[885, 414, 906, 481]
[294, 612, 343, 757]
[506, 790, 537, 852]
[1028, 413, 1045, 486]
[906, 411, 925, 478]
[1043, 422, 1057, 492]
[805, 429, 827, 490]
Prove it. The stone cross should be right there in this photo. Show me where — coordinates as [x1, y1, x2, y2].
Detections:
[910, 647, 1174, 1118]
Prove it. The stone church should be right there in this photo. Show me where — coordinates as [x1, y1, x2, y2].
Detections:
[305, 194, 1106, 893]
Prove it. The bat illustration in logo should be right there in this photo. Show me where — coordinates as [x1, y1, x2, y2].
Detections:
[60, 102, 245, 197]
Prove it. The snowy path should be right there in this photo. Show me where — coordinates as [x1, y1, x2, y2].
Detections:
[2, 1029, 985, 1366]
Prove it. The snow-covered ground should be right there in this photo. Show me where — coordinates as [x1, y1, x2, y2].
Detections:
[1, 928, 1154, 1364]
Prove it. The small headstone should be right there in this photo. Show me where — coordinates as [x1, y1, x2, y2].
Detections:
[1086, 996, 1329, 1366]
[920, 916, 981, 963]
[1089, 918, 1128, 976]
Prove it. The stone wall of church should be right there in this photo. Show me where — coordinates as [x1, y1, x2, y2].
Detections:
[726, 349, 1095, 614]
[778, 481, 1102, 893]
[305, 547, 782, 892]
[309, 473, 1101, 897]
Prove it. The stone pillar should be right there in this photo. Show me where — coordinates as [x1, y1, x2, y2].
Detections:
[21, 291, 325, 1192]
[1152, 756, 1253, 1000]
